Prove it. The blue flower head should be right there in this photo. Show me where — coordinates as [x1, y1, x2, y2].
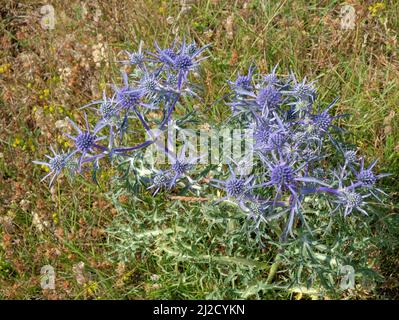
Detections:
[336, 189, 369, 217]
[120, 40, 145, 66]
[113, 71, 143, 112]
[256, 85, 282, 113]
[33, 146, 70, 187]
[229, 65, 255, 92]
[64, 113, 108, 169]
[148, 170, 174, 195]
[211, 164, 254, 204]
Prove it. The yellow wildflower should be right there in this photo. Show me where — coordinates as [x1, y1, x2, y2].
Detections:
[368, 2, 385, 16]
[0, 63, 11, 74]
[52, 213, 59, 224]
[12, 137, 21, 148]
[84, 281, 98, 296]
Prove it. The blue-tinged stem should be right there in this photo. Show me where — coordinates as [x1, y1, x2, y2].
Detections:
[113, 140, 154, 153]
[160, 92, 181, 130]
[301, 187, 340, 196]
[317, 186, 340, 195]
[346, 182, 362, 190]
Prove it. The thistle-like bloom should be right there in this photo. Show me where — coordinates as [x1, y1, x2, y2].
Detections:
[288, 73, 317, 102]
[64, 113, 108, 169]
[113, 71, 144, 112]
[240, 198, 270, 229]
[287, 98, 313, 118]
[258, 151, 329, 199]
[81, 91, 119, 131]
[262, 65, 279, 86]
[119, 40, 146, 66]
[211, 164, 254, 204]
[356, 159, 378, 187]
[148, 40, 178, 67]
[256, 85, 282, 113]
[311, 97, 341, 134]
[33, 146, 70, 186]
[147, 169, 173, 195]
[344, 150, 358, 164]
[251, 119, 271, 152]
[170, 38, 209, 89]
[165, 142, 204, 188]
[349, 158, 390, 200]
[138, 71, 160, 97]
[335, 189, 370, 217]
[228, 65, 255, 92]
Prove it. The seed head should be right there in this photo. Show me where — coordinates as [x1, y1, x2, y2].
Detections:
[271, 164, 295, 186]
[225, 178, 246, 197]
[344, 150, 357, 164]
[174, 54, 193, 71]
[76, 132, 96, 152]
[357, 169, 376, 187]
[49, 154, 66, 172]
[256, 85, 281, 109]
[340, 190, 363, 208]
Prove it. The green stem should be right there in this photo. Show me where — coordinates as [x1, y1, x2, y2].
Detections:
[266, 254, 281, 284]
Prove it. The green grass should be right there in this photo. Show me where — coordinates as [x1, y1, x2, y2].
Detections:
[0, 0, 398, 299]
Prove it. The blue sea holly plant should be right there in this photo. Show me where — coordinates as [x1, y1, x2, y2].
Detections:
[34, 38, 390, 296]
[206, 64, 390, 291]
[34, 38, 210, 192]
[213, 64, 389, 241]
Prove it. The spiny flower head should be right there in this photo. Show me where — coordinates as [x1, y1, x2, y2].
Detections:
[256, 85, 281, 111]
[337, 189, 368, 217]
[270, 163, 295, 186]
[262, 65, 279, 86]
[150, 41, 177, 66]
[33, 146, 70, 186]
[148, 170, 174, 195]
[290, 75, 317, 101]
[230, 65, 255, 92]
[153, 171, 172, 186]
[225, 177, 246, 197]
[344, 150, 358, 164]
[49, 153, 66, 172]
[292, 99, 312, 115]
[76, 131, 96, 152]
[99, 100, 115, 119]
[357, 169, 376, 187]
[120, 41, 145, 66]
[139, 73, 159, 96]
[211, 164, 254, 203]
[173, 54, 193, 72]
[355, 158, 389, 189]
[117, 88, 141, 110]
[313, 112, 332, 132]
[267, 131, 286, 149]
[171, 160, 192, 176]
